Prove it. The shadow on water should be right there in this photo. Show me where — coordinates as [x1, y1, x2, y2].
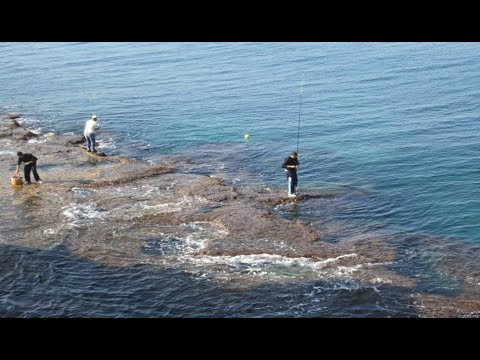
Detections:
[0, 243, 422, 317]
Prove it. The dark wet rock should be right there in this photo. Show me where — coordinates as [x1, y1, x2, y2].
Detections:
[6, 112, 21, 119]
[174, 175, 238, 202]
[21, 130, 37, 140]
[197, 202, 327, 258]
[86, 150, 107, 157]
[79, 162, 175, 188]
[412, 293, 480, 317]
[256, 192, 341, 206]
[6, 119, 21, 128]
[65, 135, 86, 145]
[1, 115, 38, 140]
[68, 233, 143, 267]
[336, 233, 397, 264]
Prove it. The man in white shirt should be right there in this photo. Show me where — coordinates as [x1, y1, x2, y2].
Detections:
[84, 115, 101, 152]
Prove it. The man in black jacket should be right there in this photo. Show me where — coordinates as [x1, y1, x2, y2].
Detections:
[15, 152, 43, 184]
[282, 151, 299, 197]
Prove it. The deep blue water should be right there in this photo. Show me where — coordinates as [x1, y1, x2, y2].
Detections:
[2, 42, 480, 317]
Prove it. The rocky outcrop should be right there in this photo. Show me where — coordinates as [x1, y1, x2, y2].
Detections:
[6, 112, 21, 119]
[1, 114, 38, 140]
[3, 112, 480, 317]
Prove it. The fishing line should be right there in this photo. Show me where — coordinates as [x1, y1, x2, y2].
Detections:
[296, 74, 304, 154]
[91, 91, 96, 116]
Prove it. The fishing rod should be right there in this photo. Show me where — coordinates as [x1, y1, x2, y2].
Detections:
[296, 74, 304, 154]
[91, 91, 96, 116]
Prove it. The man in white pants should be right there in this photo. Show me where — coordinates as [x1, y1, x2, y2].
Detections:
[282, 151, 300, 197]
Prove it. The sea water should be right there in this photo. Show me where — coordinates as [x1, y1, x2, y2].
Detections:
[1, 42, 480, 317]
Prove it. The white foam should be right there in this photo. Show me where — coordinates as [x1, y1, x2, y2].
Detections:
[141, 222, 222, 257]
[322, 261, 395, 284]
[27, 137, 47, 144]
[62, 202, 104, 227]
[183, 222, 207, 231]
[312, 253, 358, 269]
[142, 186, 162, 196]
[43, 228, 56, 235]
[17, 116, 50, 138]
[71, 187, 96, 198]
[371, 277, 392, 284]
[331, 264, 364, 277]
[171, 252, 399, 285]
[96, 137, 116, 149]
[105, 195, 209, 220]
[180, 253, 345, 280]
[30, 128, 43, 135]
[27, 132, 55, 143]
[143, 234, 206, 255]
[0, 150, 16, 156]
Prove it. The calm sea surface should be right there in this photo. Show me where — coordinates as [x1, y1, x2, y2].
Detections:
[1, 42, 480, 317]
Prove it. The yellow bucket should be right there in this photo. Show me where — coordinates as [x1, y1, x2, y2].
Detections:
[11, 174, 23, 186]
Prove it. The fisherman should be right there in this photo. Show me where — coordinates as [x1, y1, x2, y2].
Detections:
[84, 114, 101, 152]
[15, 151, 42, 184]
[282, 151, 299, 197]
